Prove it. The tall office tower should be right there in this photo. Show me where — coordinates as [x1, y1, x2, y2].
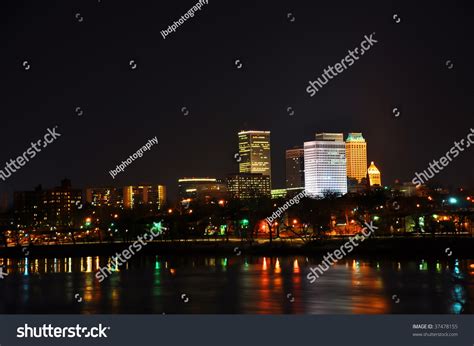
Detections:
[238, 130, 271, 186]
[285, 147, 305, 195]
[227, 173, 271, 199]
[346, 133, 368, 183]
[367, 161, 382, 186]
[304, 133, 347, 197]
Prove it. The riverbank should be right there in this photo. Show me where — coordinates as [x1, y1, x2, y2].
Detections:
[0, 236, 472, 258]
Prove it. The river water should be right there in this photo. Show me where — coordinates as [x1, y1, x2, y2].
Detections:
[0, 256, 472, 314]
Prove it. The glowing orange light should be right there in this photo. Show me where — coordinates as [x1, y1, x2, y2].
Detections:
[428, 196, 433, 201]
[292, 219, 298, 224]
[85, 217, 91, 223]
[293, 259, 300, 273]
[113, 214, 118, 218]
[218, 200, 225, 206]
[275, 258, 281, 273]
[168, 209, 173, 214]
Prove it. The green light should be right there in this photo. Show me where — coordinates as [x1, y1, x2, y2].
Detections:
[419, 260, 428, 271]
[240, 219, 249, 228]
[221, 258, 228, 267]
[151, 221, 164, 233]
[373, 216, 380, 221]
[419, 216, 425, 228]
[448, 197, 458, 204]
[219, 225, 226, 236]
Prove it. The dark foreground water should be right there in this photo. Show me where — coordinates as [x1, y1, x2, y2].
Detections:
[0, 256, 472, 314]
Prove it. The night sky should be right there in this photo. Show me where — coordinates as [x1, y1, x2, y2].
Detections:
[0, 0, 473, 202]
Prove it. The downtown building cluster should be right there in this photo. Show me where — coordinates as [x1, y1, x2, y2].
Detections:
[301, 132, 381, 197]
[177, 130, 382, 205]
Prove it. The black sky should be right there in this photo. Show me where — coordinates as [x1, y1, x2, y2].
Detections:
[0, 0, 473, 201]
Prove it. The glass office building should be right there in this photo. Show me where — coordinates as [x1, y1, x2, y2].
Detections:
[304, 133, 347, 197]
[238, 130, 271, 186]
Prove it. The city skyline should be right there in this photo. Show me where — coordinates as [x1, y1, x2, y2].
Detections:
[5, 128, 383, 204]
[4, 126, 470, 205]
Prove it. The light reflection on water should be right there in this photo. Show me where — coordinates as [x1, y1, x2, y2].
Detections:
[0, 256, 472, 314]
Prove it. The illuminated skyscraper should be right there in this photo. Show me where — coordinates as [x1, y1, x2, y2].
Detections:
[285, 147, 304, 194]
[304, 133, 347, 197]
[238, 130, 271, 185]
[367, 161, 382, 186]
[345, 133, 367, 183]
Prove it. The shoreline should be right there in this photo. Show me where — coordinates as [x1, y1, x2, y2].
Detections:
[0, 237, 473, 259]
